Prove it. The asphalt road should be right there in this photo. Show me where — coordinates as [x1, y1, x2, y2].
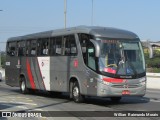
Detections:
[0, 79, 160, 120]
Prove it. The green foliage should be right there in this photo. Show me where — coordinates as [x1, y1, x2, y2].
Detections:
[146, 57, 160, 68]
[1, 52, 6, 68]
[154, 49, 160, 57]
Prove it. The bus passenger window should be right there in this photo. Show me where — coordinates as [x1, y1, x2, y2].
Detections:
[64, 35, 77, 56]
[7, 42, 16, 56]
[55, 37, 62, 55]
[42, 40, 49, 55]
[30, 40, 37, 56]
[50, 37, 56, 56]
[18, 41, 26, 56]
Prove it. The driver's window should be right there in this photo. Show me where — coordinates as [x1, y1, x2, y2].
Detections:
[87, 47, 96, 70]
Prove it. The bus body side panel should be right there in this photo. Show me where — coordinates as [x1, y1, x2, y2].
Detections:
[50, 56, 69, 92]
[37, 57, 50, 91]
[5, 56, 20, 87]
[23, 57, 46, 91]
[75, 57, 98, 97]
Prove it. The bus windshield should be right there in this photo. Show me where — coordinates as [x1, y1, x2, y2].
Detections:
[97, 38, 145, 77]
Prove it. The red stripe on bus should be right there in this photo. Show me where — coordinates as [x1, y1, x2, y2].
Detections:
[37, 58, 46, 90]
[103, 78, 124, 83]
[26, 59, 36, 89]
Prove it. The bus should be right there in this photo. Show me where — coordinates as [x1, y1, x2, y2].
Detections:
[5, 26, 146, 103]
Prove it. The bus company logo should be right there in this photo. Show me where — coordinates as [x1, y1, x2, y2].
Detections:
[41, 62, 44, 67]
[123, 84, 129, 88]
[123, 80, 128, 83]
[74, 60, 78, 67]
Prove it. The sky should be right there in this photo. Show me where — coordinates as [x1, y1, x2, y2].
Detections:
[0, 0, 160, 50]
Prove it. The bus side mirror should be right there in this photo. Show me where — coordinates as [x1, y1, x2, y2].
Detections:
[90, 39, 100, 57]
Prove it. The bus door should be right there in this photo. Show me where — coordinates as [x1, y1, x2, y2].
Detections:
[86, 41, 98, 96]
[80, 36, 98, 96]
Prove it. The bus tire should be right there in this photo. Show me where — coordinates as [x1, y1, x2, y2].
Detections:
[20, 77, 28, 94]
[72, 81, 84, 103]
[110, 97, 121, 103]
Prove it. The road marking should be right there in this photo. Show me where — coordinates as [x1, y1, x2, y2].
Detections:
[150, 99, 160, 103]
[17, 106, 29, 109]
[1, 104, 15, 107]
[33, 109, 43, 111]
[26, 100, 33, 102]
[11, 102, 37, 106]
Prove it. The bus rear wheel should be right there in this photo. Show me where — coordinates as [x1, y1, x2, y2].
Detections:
[20, 77, 28, 94]
[72, 81, 84, 103]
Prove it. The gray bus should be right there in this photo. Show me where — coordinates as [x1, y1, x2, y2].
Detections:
[5, 26, 146, 103]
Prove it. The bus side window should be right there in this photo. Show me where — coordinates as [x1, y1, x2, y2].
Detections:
[38, 38, 49, 56]
[70, 35, 77, 56]
[7, 42, 16, 56]
[79, 33, 96, 71]
[30, 40, 37, 56]
[26, 41, 30, 56]
[87, 43, 96, 70]
[42, 38, 49, 55]
[50, 37, 56, 56]
[37, 39, 42, 56]
[55, 37, 62, 55]
[18, 41, 26, 56]
[64, 35, 77, 56]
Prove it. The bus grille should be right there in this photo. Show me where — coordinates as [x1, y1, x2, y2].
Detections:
[111, 84, 139, 88]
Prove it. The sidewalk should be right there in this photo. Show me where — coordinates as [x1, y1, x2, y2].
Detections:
[146, 73, 160, 78]
[146, 73, 160, 90]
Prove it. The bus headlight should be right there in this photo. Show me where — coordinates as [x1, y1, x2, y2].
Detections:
[140, 81, 146, 86]
[140, 77, 146, 86]
[103, 81, 110, 85]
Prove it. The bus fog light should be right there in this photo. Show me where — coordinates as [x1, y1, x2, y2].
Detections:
[103, 81, 110, 85]
[140, 81, 146, 86]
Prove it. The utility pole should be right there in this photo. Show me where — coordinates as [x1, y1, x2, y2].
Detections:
[0, 50, 1, 68]
[64, 0, 67, 29]
[0, 10, 2, 68]
[91, 0, 93, 25]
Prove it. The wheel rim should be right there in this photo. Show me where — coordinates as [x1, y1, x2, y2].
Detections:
[73, 86, 79, 97]
[21, 81, 25, 92]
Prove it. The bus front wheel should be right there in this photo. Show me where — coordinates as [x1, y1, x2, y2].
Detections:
[72, 81, 84, 103]
[20, 77, 28, 94]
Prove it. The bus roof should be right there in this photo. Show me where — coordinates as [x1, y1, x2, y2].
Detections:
[7, 26, 139, 42]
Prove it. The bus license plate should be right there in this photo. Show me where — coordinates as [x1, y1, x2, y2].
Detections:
[122, 90, 130, 95]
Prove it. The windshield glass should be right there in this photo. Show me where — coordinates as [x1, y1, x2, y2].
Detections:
[97, 38, 145, 77]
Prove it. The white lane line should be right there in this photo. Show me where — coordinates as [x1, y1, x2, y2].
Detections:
[17, 106, 29, 109]
[33, 109, 43, 111]
[11, 101, 37, 106]
[150, 99, 160, 103]
[1, 104, 15, 107]
[1, 100, 37, 105]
